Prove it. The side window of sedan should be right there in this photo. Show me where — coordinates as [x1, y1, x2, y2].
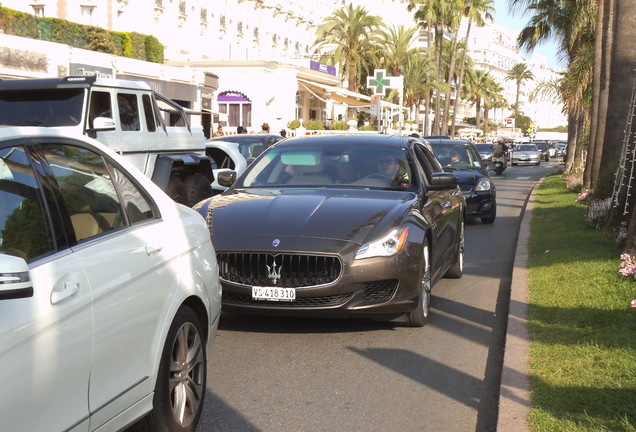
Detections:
[42, 144, 126, 242]
[0, 146, 56, 261]
[105, 160, 156, 224]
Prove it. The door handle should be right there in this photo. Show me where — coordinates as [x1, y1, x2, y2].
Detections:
[50, 281, 79, 305]
[145, 243, 164, 256]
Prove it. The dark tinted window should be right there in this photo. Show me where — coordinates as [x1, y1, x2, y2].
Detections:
[142, 94, 157, 132]
[0, 89, 84, 127]
[0, 146, 55, 260]
[88, 91, 112, 128]
[118, 93, 140, 131]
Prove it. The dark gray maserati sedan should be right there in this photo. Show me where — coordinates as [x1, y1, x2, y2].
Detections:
[194, 134, 466, 327]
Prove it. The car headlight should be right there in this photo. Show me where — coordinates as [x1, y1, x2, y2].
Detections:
[475, 177, 492, 191]
[355, 227, 409, 259]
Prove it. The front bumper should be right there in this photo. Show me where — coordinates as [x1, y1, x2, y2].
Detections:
[217, 247, 425, 321]
[512, 156, 539, 165]
[463, 191, 496, 218]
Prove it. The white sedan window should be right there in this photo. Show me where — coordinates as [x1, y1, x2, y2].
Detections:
[0, 146, 55, 260]
[43, 144, 126, 242]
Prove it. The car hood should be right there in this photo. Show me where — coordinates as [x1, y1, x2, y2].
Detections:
[514, 151, 538, 156]
[206, 188, 417, 251]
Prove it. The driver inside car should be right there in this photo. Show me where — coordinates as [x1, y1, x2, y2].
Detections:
[377, 154, 401, 179]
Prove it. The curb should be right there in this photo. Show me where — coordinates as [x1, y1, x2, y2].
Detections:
[496, 181, 540, 431]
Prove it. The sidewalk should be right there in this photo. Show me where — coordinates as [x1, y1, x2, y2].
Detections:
[496, 182, 538, 432]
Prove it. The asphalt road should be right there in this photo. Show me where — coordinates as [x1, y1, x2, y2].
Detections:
[196, 160, 561, 432]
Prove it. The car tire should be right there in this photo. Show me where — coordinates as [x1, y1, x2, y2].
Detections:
[142, 306, 207, 432]
[404, 240, 431, 327]
[167, 177, 187, 205]
[185, 173, 213, 207]
[445, 219, 465, 278]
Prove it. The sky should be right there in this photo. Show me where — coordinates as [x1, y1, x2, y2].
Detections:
[490, 0, 566, 70]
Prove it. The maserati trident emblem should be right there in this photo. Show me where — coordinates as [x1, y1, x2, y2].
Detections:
[266, 261, 282, 285]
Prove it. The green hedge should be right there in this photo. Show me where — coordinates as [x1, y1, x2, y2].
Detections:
[303, 120, 325, 130]
[331, 120, 348, 130]
[0, 6, 164, 63]
[0, 7, 38, 37]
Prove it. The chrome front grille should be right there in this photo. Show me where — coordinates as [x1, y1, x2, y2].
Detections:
[217, 253, 342, 288]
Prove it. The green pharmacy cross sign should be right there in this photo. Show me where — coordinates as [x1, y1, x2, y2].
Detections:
[367, 69, 392, 96]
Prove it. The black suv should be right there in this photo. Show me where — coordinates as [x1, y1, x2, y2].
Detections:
[532, 141, 551, 161]
[427, 138, 497, 224]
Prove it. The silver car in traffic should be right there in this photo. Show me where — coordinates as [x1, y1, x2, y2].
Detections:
[511, 143, 541, 166]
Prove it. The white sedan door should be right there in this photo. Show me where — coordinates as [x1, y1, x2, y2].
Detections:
[39, 143, 182, 429]
[0, 143, 92, 432]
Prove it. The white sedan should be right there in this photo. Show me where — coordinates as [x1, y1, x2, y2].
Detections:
[0, 127, 221, 432]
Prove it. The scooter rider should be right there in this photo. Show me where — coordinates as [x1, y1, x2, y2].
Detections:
[492, 137, 509, 175]
[493, 137, 508, 159]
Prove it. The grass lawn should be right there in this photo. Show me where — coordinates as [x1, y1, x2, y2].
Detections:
[527, 174, 636, 431]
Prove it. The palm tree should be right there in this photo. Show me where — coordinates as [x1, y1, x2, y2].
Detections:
[463, 68, 496, 130]
[505, 63, 534, 117]
[408, 0, 460, 134]
[376, 25, 418, 77]
[513, 0, 594, 175]
[406, 50, 447, 133]
[313, 3, 383, 95]
[439, 0, 465, 134]
[450, 0, 494, 136]
[482, 82, 505, 134]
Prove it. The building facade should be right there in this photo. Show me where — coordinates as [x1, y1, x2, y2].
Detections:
[3, 0, 566, 134]
[463, 20, 567, 130]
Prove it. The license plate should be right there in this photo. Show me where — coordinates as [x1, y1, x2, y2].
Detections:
[252, 286, 296, 301]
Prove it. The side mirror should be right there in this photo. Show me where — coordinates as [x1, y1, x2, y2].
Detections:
[428, 172, 458, 191]
[0, 254, 33, 300]
[217, 170, 237, 188]
[89, 116, 116, 132]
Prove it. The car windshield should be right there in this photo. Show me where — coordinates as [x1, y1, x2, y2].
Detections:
[236, 142, 413, 190]
[0, 89, 84, 127]
[430, 143, 484, 170]
[517, 144, 538, 152]
[210, 135, 283, 160]
[474, 144, 493, 152]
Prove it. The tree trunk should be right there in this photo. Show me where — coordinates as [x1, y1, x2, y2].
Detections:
[483, 107, 490, 135]
[424, 90, 431, 135]
[605, 71, 636, 237]
[433, 26, 445, 135]
[451, 19, 473, 137]
[591, 0, 636, 216]
[624, 206, 636, 255]
[584, 0, 615, 190]
[475, 98, 482, 129]
[514, 82, 521, 117]
[347, 60, 358, 119]
[442, 26, 462, 135]
[564, 110, 581, 174]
